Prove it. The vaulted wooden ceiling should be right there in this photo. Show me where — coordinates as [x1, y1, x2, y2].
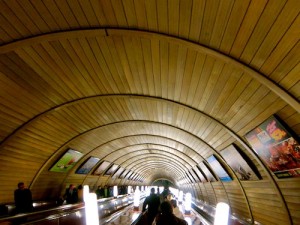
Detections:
[0, 1, 299, 224]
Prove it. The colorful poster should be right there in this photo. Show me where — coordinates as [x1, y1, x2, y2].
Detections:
[221, 145, 259, 180]
[50, 149, 83, 172]
[207, 155, 232, 182]
[245, 115, 300, 178]
[76, 157, 100, 174]
[93, 161, 111, 175]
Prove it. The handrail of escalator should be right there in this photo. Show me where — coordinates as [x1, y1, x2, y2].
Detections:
[0, 194, 132, 223]
[130, 210, 146, 225]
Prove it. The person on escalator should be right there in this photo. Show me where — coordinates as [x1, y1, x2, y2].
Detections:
[14, 182, 33, 213]
[156, 201, 187, 225]
[142, 187, 160, 225]
[63, 184, 78, 204]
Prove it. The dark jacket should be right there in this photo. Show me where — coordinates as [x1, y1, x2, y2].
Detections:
[142, 193, 160, 215]
[64, 187, 78, 204]
[14, 188, 33, 213]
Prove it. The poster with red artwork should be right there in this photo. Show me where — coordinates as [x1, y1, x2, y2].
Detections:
[245, 115, 300, 178]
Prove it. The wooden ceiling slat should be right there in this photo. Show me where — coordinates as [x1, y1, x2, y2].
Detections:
[195, 56, 215, 109]
[251, 0, 299, 70]
[110, 0, 128, 27]
[132, 38, 149, 94]
[122, 0, 138, 28]
[217, 75, 252, 122]
[53, 0, 80, 27]
[185, 53, 205, 105]
[16, 0, 51, 33]
[78, 0, 100, 27]
[178, 0, 192, 39]
[219, 0, 251, 54]
[31, 0, 61, 31]
[42, 0, 70, 30]
[109, 37, 135, 93]
[76, 38, 107, 93]
[209, 0, 234, 49]
[188, 0, 205, 41]
[239, 0, 287, 64]
[89, 0, 108, 25]
[168, 0, 180, 36]
[66, 0, 89, 27]
[132, 0, 147, 28]
[179, 49, 197, 103]
[230, 0, 267, 58]
[204, 63, 231, 114]
[270, 42, 300, 86]
[98, 38, 128, 93]
[40, 42, 84, 98]
[68, 39, 103, 94]
[260, 16, 300, 79]
[145, 0, 158, 31]
[199, 0, 219, 45]
[1, 1, 33, 38]
[1, 52, 59, 110]
[15, 47, 72, 102]
[167, 42, 178, 100]
[84, 38, 113, 92]
[200, 60, 225, 111]
[98, 0, 118, 26]
[141, 38, 156, 96]
[121, 37, 144, 93]
[174, 46, 188, 101]
[224, 81, 263, 125]
[0, 12, 21, 41]
[209, 66, 242, 118]
[151, 39, 162, 96]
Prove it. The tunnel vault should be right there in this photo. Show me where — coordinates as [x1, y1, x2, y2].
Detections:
[0, 21, 299, 225]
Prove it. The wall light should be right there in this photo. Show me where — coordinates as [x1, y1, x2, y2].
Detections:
[184, 192, 192, 215]
[214, 202, 230, 225]
[113, 186, 118, 197]
[85, 193, 99, 225]
[83, 185, 89, 202]
[133, 186, 140, 211]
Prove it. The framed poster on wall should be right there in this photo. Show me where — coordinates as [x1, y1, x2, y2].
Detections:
[93, 161, 111, 175]
[220, 145, 260, 180]
[207, 155, 232, 182]
[245, 115, 300, 178]
[49, 149, 83, 173]
[195, 165, 208, 182]
[76, 157, 100, 174]
[104, 164, 119, 176]
[198, 162, 217, 182]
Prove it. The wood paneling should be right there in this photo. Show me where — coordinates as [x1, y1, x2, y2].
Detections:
[0, 1, 299, 224]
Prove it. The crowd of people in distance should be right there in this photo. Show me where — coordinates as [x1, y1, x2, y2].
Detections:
[139, 187, 187, 225]
[13, 182, 130, 214]
[13, 182, 187, 225]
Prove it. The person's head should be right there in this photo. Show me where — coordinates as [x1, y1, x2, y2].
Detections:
[78, 185, 83, 190]
[18, 182, 25, 190]
[150, 187, 155, 194]
[160, 201, 173, 215]
[69, 184, 75, 189]
[170, 199, 177, 208]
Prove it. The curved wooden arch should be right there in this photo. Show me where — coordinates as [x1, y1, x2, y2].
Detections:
[0, 29, 293, 223]
[0, 28, 298, 113]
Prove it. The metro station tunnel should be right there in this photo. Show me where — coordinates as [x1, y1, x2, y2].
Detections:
[0, 1, 299, 225]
